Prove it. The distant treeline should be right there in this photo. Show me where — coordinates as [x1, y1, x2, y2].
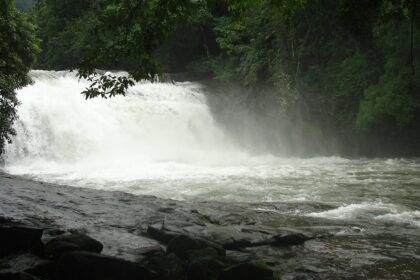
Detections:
[7, 0, 420, 156]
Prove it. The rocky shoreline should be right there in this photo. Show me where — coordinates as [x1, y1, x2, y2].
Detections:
[1, 216, 289, 280]
[3, 171, 412, 279]
[0, 171, 322, 279]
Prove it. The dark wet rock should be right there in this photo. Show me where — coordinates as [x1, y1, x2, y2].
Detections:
[219, 262, 275, 280]
[226, 250, 256, 264]
[24, 260, 54, 279]
[68, 228, 89, 235]
[282, 272, 315, 280]
[158, 207, 175, 213]
[43, 228, 66, 237]
[43, 233, 103, 258]
[146, 224, 180, 244]
[0, 269, 16, 280]
[0, 262, 11, 270]
[132, 245, 165, 258]
[166, 234, 225, 259]
[186, 247, 226, 262]
[185, 247, 227, 280]
[0, 270, 41, 280]
[223, 238, 253, 250]
[0, 217, 14, 225]
[56, 251, 157, 280]
[17, 272, 41, 280]
[187, 256, 225, 280]
[225, 232, 312, 249]
[197, 226, 254, 248]
[0, 226, 43, 256]
[270, 233, 312, 247]
[141, 253, 185, 280]
[3, 253, 53, 278]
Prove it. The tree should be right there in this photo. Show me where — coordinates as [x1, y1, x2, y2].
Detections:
[0, 0, 38, 153]
[33, 0, 192, 99]
[28, 0, 420, 155]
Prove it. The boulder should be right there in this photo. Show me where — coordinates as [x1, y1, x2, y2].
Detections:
[186, 251, 225, 280]
[271, 233, 311, 247]
[222, 238, 253, 250]
[186, 247, 225, 262]
[141, 253, 185, 280]
[43, 233, 103, 258]
[132, 245, 165, 258]
[0, 226, 43, 256]
[24, 259, 55, 279]
[55, 251, 157, 280]
[219, 262, 274, 280]
[3, 253, 54, 279]
[146, 224, 180, 244]
[166, 235, 225, 259]
[0, 270, 41, 280]
[0, 269, 17, 280]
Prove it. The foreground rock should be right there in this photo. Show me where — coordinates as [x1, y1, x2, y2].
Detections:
[56, 251, 157, 280]
[43, 233, 103, 258]
[220, 262, 275, 280]
[0, 221, 158, 280]
[166, 235, 226, 259]
[0, 172, 337, 279]
[146, 224, 312, 250]
[0, 218, 278, 280]
[0, 224, 43, 257]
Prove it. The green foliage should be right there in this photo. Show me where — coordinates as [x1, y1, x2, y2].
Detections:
[27, 0, 420, 154]
[33, 0, 191, 98]
[81, 73, 135, 99]
[0, 0, 38, 153]
[357, 20, 420, 130]
[196, 0, 420, 153]
[156, 0, 226, 73]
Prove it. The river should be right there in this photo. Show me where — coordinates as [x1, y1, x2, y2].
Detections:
[3, 71, 420, 279]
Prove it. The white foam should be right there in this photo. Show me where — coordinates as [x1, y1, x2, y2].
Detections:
[306, 202, 399, 220]
[5, 71, 253, 176]
[374, 211, 420, 227]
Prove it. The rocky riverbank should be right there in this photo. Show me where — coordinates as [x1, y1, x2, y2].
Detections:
[1, 217, 284, 280]
[0, 171, 328, 280]
[0, 171, 319, 279]
[3, 171, 418, 279]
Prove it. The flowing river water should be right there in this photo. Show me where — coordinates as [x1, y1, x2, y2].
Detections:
[3, 71, 420, 279]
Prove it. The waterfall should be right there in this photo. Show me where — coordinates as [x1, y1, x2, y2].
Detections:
[4, 71, 257, 180]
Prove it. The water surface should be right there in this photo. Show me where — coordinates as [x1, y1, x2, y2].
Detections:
[4, 71, 420, 279]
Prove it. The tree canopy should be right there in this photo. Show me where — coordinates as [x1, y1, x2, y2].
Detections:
[0, 0, 38, 153]
[4, 0, 420, 156]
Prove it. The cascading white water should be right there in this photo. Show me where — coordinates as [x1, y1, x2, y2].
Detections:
[5, 71, 256, 179]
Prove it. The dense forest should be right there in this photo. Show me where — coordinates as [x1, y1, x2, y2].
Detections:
[2, 0, 420, 156]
